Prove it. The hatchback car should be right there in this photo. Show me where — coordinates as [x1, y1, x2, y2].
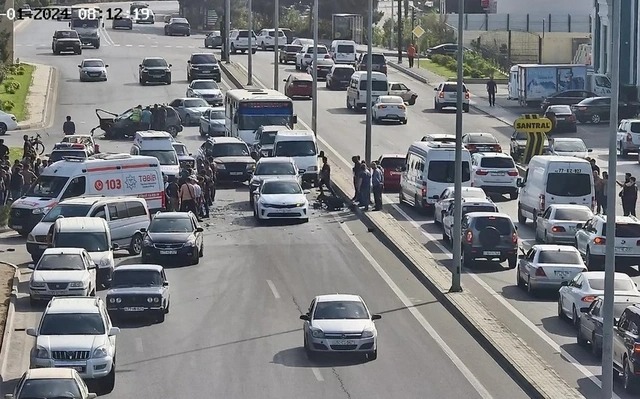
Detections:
[306, 58, 335, 80]
[470, 152, 519, 199]
[356, 52, 388, 75]
[7, 368, 97, 399]
[186, 79, 223, 105]
[518, 245, 587, 295]
[433, 186, 487, 225]
[372, 95, 407, 124]
[300, 294, 381, 360]
[112, 13, 133, 29]
[140, 212, 204, 265]
[426, 43, 458, 57]
[164, 17, 190, 36]
[548, 137, 592, 159]
[535, 204, 593, 244]
[284, 73, 313, 99]
[204, 30, 222, 48]
[575, 215, 640, 269]
[544, 104, 577, 132]
[388, 81, 418, 105]
[78, 58, 108, 82]
[326, 64, 355, 90]
[139, 57, 172, 85]
[199, 106, 226, 137]
[377, 154, 405, 192]
[461, 132, 501, 154]
[253, 179, 309, 223]
[571, 96, 638, 124]
[434, 82, 470, 112]
[460, 212, 519, 269]
[296, 44, 330, 70]
[279, 44, 302, 64]
[442, 198, 498, 243]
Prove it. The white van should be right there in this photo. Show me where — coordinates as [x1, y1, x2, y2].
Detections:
[517, 155, 595, 224]
[330, 40, 357, 64]
[130, 131, 180, 180]
[8, 154, 164, 236]
[399, 141, 472, 211]
[273, 130, 318, 186]
[346, 71, 389, 110]
[27, 196, 150, 262]
[508, 65, 519, 100]
[50, 217, 115, 287]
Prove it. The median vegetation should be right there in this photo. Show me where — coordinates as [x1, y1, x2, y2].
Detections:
[424, 53, 506, 79]
[0, 63, 34, 121]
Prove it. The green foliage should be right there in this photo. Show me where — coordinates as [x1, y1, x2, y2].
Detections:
[0, 100, 14, 111]
[4, 80, 20, 94]
[430, 53, 498, 78]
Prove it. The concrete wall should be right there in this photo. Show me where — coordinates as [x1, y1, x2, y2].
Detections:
[495, 0, 594, 14]
[541, 32, 591, 63]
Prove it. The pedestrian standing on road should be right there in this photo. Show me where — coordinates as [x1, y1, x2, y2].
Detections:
[618, 173, 636, 216]
[357, 163, 372, 211]
[22, 135, 34, 161]
[407, 43, 416, 68]
[371, 161, 384, 211]
[151, 104, 160, 130]
[9, 166, 23, 202]
[0, 168, 6, 206]
[590, 158, 600, 174]
[0, 139, 8, 161]
[179, 176, 202, 221]
[131, 105, 142, 131]
[318, 156, 335, 197]
[601, 171, 609, 215]
[628, 177, 638, 217]
[351, 155, 360, 202]
[594, 170, 604, 213]
[33, 158, 42, 177]
[141, 106, 152, 130]
[165, 176, 179, 212]
[486, 76, 498, 107]
[63, 116, 76, 135]
[21, 164, 36, 195]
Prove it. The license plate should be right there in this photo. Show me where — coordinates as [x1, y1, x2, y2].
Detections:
[556, 117, 565, 120]
[334, 340, 355, 345]
[11, 225, 22, 230]
[159, 250, 177, 255]
[554, 270, 570, 278]
[71, 366, 84, 372]
[229, 171, 243, 176]
[124, 307, 145, 312]
[569, 226, 577, 232]
[491, 172, 506, 176]
[39, 244, 48, 249]
[49, 291, 67, 295]
[616, 247, 631, 252]
[483, 251, 501, 256]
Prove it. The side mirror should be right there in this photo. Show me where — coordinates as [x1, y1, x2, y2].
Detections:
[560, 280, 569, 286]
[303, 190, 310, 194]
[105, 64, 109, 68]
[187, 60, 191, 63]
[28, 263, 35, 269]
[615, 317, 620, 326]
[576, 223, 583, 229]
[77, 64, 81, 68]
[433, 87, 438, 91]
[299, 314, 309, 321]
[588, 148, 593, 152]
[283, 78, 287, 82]
[139, 64, 143, 68]
[163, 281, 169, 287]
[371, 314, 382, 320]
[292, 114, 298, 124]
[87, 394, 98, 399]
[298, 170, 304, 175]
[196, 227, 204, 232]
[169, 64, 172, 68]
[88, 264, 96, 269]
[26, 327, 37, 337]
[108, 327, 120, 336]
[580, 307, 590, 313]
[516, 178, 524, 187]
[102, 22, 105, 28]
[112, 243, 119, 250]
[139, 228, 146, 233]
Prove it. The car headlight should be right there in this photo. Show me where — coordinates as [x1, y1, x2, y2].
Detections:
[216, 164, 226, 170]
[143, 236, 153, 246]
[153, 297, 160, 303]
[141, 68, 148, 73]
[307, 166, 317, 172]
[361, 329, 375, 338]
[147, 297, 154, 303]
[115, 297, 122, 303]
[310, 327, 324, 338]
[69, 281, 85, 288]
[92, 346, 108, 358]
[246, 164, 255, 171]
[27, 233, 35, 241]
[186, 236, 197, 246]
[32, 206, 51, 215]
[35, 346, 49, 359]
[99, 257, 111, 267]
[30, 281, 45, 288]
[108, 297, 115, 303]
[296, 202, 306, 207]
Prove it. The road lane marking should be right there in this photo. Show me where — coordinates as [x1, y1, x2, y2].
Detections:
[311, 367, 324, 381]
[338, 218, 493, 398]
[266, 279, 280, 299]
[126, 44, 133, 47]
[135, 337, 143, 352]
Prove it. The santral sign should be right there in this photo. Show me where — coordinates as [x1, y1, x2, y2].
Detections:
[513, 114, 552, 134]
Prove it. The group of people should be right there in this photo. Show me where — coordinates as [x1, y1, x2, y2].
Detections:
[164, 158, 217, 221]
[0, 137, 49, 206]
[351, 155, 385, 211]
[130, 104, 169, 131]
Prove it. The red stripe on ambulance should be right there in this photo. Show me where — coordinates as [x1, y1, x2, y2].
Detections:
[85, 163, 156, 173]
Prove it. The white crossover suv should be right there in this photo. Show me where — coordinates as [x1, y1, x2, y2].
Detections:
[574, 215, 640, 270]
[27, 297, 120, 395]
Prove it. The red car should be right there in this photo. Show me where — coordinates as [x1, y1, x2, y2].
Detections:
[378, 153, 405, 192]
[284, 73, 312, 99]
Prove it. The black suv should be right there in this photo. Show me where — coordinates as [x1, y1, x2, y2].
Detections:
[326, 65, 356, 90]
[356, 53, 387, 75]
[197, 137, 256, 182]
[613, 304, 640, 392]
[460, 212, 519, 269]
[164, 17, 191, 36]
[139, 57, 172, 85]
[52, 30, 82, 55]
[187, 53, 221, 83]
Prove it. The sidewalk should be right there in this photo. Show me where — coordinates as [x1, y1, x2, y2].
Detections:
[16, 64, 56, 131]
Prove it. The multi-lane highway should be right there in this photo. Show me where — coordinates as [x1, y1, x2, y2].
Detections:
[1, 2, 534, 398]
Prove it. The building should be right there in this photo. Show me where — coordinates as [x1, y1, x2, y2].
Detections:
[496, 0, 593, 14]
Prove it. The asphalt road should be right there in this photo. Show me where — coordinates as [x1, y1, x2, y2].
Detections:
[229, 50, 640, 398]
[1, 3, 531, 398]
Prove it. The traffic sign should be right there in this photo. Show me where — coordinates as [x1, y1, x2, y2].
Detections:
[412, 26, 425, 39]
[206, 9, 218, 26]
[514, 114, 552, 134]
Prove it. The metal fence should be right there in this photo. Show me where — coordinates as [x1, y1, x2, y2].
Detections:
[444, 13, 592, 33]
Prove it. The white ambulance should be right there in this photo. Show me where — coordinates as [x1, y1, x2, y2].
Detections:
[9, 154, 164, 236]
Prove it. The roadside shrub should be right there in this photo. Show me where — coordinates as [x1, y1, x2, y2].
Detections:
[0, 100, 15, 111]
[4, 80, 19, 94]
[15, 65, 25, 75]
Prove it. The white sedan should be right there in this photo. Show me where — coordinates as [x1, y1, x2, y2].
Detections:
[535, 204, 593, 244]
[433, 186, 487, 225]
[253, 179, 309, 223]
[185, 79, 223, 106]
[0, 109, 19, 135]
[372, 95, 407, 124]
[548, 137, 592, 159]
[558, 271, 639, 325]
[517, 244, 587, 295]
[28, 247, 96, 305]
[78, 58, 108, 82]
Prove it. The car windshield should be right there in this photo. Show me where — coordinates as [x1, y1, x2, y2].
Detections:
[554, 140, 587, 152]
[82, 60, 103, 67]
[37, 254, 85, 271]
[337, 44, 354, 52]
[183, 99, 208, 108]
[443, 84, 467, 92]
[210, 143, 249, 157]
[55, 232, 109, 252]
[42, 204, 92, 222]
[20, 379, 81, 398]
[139, 150, 178, 165]
[602, 223, 640, 237]
[172, 144, 188, 156]
[546, 173, 591, 197]
[427, 161, 471, 183]
[359, 80, 391, 91]
[468, 134, 498, 144]
[209, 110, 225, 120]
[480, 157, 514, 168]
[40, 313, 105, 335]
[313, 300, 369, 319]
[172, 18, 188, 24]
[589, 278, 635, 291]
[473, 216, 513, 235]
[143, 58, 168, 67]
[71, 18, 99, 28]
[379, 157, 404, 171]
[259, 131, 278, 145]
[553, 208, 592, 221]
[111, 270, 163, 288]
[285, 45, 302, 52]
[255, 162, 295, 175]
[26, 175, 70, 199]
[274, 141, 316, 157]
[191, 54, 217, 64]
[149, 217, 193, 233]
[462, 188, 487, 198]
[537, 250, 582, 264]
[262, 180, 302, 194]
[56, 30, 78, 38]
[192, 81, 218, 90]
[49, 150, 87, 163]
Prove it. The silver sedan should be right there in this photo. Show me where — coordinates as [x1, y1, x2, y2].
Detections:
[535, 204, 593, 244]
[78, 58, 108, 82]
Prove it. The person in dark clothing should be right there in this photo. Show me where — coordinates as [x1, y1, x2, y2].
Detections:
[351, 155, 360, 201]
[618, 174, 637, 216]
[157, 106, 168, 131]
[486, 77, 497, 107]
[589, 158, 600, 174]
[22, 135, 35, 162]
[371, 161, 384, 210]
[150, 104, 159, 130]
[357, 163, 372, 211]
[165, 176, 179, 211]
[63, 116, 76, 135]
[0, 139, 8, 160]
[318, 157, 335, 196]
[9, 167, 23, 201]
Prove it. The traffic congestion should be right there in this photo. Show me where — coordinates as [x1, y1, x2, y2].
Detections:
[0, 1, 638, 398]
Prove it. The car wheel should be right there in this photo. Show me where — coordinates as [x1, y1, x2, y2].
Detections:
[509, 190, 518, 200]
[128, 233, 143, 255]
[191, 250, 200, 265]
[527, 276, 535, 295]
[620, 141, 630, 157]
[230, 43, 236, 54]
[590, 113, 601, 124]
[100, 365, 116, 394]
[402, 118, 408, 124]
[463, 104, 469, 112]
[462, 248, 473, 269]
[586, 247, 599, 270]
[576, 323, 588, 346]
[517, 204, 526, 224]
[507, 254, 517, 269]
[199, 244, 204, 258]
[557, 298, 566, 319]
[409, 97, 416, 106]
[0, 122, 7, 135]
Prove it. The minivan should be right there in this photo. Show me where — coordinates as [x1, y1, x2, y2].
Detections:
[27, 196, 150, 262]
[346, 71, 389, 110]
[273, 130, 318, 187]
[356, 53, 388, 75]
[330, 40, 357, 64]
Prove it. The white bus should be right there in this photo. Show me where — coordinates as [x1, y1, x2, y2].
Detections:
[224, 88, 297, 143]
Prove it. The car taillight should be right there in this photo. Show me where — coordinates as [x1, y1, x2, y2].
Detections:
[551, 226, 566, 232]
[636, 239, 640, 246]
[593, 237, 606, 245]
[582, 295, 598, 303]
[535, 267, 546, 277]
[633, 343, 640, 354]
[421, 181, 427, 199]
[476, 169, 489, 175]
[493, 145, 502, 152]
[465, 230, 473, 243]
[378, 105, 387, 109]
[438, 92, 444, 98]
[539, 194, 545, 211]
[569, 114, 576, 121]
[324, 54, 331, 59]
[511, 232, 518, 244]
[628, 133, 633, 142]
[508, 170, 519, 176]
[465, 91, 470, 99]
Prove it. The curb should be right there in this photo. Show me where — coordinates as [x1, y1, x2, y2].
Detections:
[16, 64, 58, 131]
[219, 63, 243, 91]
[0, 262, 18, 385]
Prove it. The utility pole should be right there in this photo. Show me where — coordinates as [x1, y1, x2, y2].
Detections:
[247, 0, 253, 85]
[397, 0, 403, 63]
[224, 0, 230, 64]
[602, 0, 621, 396]
[273, 0, 279, 90]
[365, 0, 373, 164]
[220, 12, 226, 62]
[311, 0, 318, 135]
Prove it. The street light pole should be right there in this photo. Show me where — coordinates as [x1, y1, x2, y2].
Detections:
[311, 0, 318, 135]
[602, 0, 621, 396]
[224, 0, 230, 64]
[365, 0, 373, 164]
[273, 0, 279, 90]
[397, 0, 403, 63]
[450, 0, 464, 293]
[247, 0, 253, 85]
